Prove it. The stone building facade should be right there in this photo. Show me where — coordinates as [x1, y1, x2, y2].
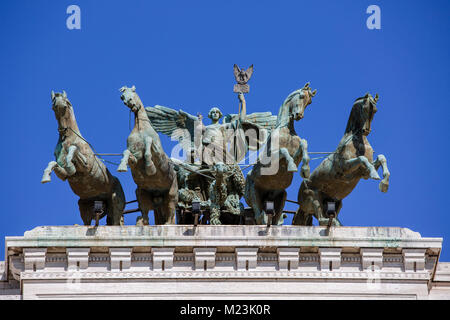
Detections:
[1, 225, 449, 299]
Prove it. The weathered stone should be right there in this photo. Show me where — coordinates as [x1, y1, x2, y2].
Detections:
[66, 248, 90, 270]
[109, 248, 132, 271]
[235, 248, 258, 270]
[1, 226, 449, 299]
[193, 248, 216, 270]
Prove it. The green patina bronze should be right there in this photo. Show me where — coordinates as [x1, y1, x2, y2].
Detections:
[40, 66, 390, 227]
[117, 86, 178, 225]
[293, 93, 390, 226]
[245, 83, 316, 225]
[41, 91, 125, 225]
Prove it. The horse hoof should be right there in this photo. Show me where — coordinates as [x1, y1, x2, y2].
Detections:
[41, 177, 51, 184]
[379, 181, 389, 193]
[301, 168, 310, 179]
[288, 164, 298, 172]
[117, 165, 128, 172]
[370, 171, 381, 180]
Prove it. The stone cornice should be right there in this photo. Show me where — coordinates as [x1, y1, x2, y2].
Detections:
[5, 225, 443, 251]
[2, 225, 447, 300]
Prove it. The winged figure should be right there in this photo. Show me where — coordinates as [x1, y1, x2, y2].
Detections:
[233, 64, 254, 85]
[145, 94, 276, 164]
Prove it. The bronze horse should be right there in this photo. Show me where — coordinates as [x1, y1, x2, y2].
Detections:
[41, 91, 125, 225]
[117, 86, 178, 225]
[245, 83, 316, 225]
[293, 93, 390, 226]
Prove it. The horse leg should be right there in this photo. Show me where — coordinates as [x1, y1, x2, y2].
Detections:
[274, 190, 287, 225]
[144, 137, 157, 176]
[65, 145, 78, 176]
[162, 201, 176, 225]
[333, 201, 343, 226]
[118, 149, 132, 172]
[78, 199, 93, 226]
[252, 187, 267, 225]
[136, 188, 151, 226]
[162, 177, 178, 225]
[292, 138, 310, 178]
[108, 179, 125, 226]
[373, 154, 390, 193]
[299, 139, 310, 178]
[245, 177, 258, 223]
[41, 161, 65, 183]
[315, 199, 332, 226]
[342, 156, 380, 180]
[158, 194, 176, 225]
[279, 147, 297, 172]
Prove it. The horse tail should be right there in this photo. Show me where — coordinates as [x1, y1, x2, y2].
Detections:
[113, 176, 125, 206]
[154, 207, 163, 225]
[243, 175, 254, 207]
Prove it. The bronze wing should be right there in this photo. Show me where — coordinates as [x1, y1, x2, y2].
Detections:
[223, 111, 277, 161]
[233, 64, 242, 83]
[145, 105, 200, 154]
[244, 64, 254, 82]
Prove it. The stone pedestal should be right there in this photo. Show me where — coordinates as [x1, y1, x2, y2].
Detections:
[1, 225, 449, 300]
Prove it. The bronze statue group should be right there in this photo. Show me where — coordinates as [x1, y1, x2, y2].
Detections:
[41, 67, 390, 227]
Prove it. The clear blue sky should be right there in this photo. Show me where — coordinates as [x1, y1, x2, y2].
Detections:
[1, 0, 449, 261]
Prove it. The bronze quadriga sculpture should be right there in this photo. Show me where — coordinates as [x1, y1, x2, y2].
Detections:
[293, 93, 390, 226]
[40, 65, 390, 227]
[245, 83, 317, 225]
[117, 86, 178, 225]
[41, 91, 126, 225]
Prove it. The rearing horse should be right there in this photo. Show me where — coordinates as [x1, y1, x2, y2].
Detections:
[293, 93, 390, 226]
[245, 83, 316, 225]
[41, 91, 125, 225]
[117, 86, 178, 225]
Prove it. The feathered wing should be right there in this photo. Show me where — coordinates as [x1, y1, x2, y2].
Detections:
[245, 64, 254, 81]
[233, 64, 241, 83]
[145, 105, 199, 154]
[223, 111, 277, 161]
[224, 112, 277, 133]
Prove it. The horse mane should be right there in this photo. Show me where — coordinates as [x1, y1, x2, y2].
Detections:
[276, 89, 301, 128]
[344, 97, 366, 134]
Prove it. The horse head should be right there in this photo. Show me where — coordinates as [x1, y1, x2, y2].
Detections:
[119, 85, 141, 113]
[278, 82, 317, 126]
[51, 90, 74, 134]
[346, 93, 379, 136]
